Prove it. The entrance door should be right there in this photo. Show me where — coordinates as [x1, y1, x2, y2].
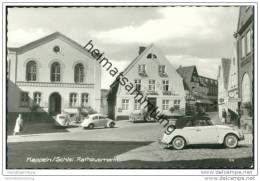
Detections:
[49, 93, 61, 115]
[147, 97, 157, 113]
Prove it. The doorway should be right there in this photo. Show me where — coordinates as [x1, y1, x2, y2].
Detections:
[49, 92, 61, 115]
[147, 97, 157, 113]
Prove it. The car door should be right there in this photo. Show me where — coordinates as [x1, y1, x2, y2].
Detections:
[181, 119, 201, 144]
[98, 115, 107, 126]
[92, 115, 99, 126]
[192, 118, 218, 144]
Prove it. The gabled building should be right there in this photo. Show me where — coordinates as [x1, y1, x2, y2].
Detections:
[177, 65, 218, 114]
[217, 58, 231, 118]
[108, 44, 186, 120]
[226, 42, 240, 114]
[235, 6, 253, 119]
[8, 32, 101, 116]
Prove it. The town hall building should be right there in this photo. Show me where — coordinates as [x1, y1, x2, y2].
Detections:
[7, 32, 101, 116]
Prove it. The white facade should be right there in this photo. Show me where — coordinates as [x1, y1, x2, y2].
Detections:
[227, 43, 239, 113]
[114, 45, 186, 119]
[218, 45, 240, 119]
[217, 58, 230, 118]
[8, 32, 101, 115]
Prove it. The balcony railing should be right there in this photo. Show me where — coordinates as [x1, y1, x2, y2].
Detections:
[146, 91, 158, 95]
[162, 91, 172, 95]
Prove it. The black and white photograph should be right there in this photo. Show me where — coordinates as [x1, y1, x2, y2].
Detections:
[0, 0, 258, 180]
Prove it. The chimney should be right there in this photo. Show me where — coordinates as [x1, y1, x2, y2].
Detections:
[138, 46, 146, 55]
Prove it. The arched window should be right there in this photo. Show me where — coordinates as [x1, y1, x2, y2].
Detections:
[147, 53, 152, 59]
[26, 61, 37, 81]
[51, 62, 61, 82]
[74, 63, 84, 83]
[242, 73, 250, 103]
[147, 53, 157, 59]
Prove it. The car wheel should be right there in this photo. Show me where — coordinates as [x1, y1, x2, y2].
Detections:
[88, 123, 94, 129]
[109, 122, 115, 128]
[224, 134, 238, 148]
[172, 137, 186, 150]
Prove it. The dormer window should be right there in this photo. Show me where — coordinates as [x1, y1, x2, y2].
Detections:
[138, 64, 147, 76]
[147, 53, 157, 59]
[138, 64, 145, 72]
[159, 65, 167, 77]
[159, 65, 166, 74]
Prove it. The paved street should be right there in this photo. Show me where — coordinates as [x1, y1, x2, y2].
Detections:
[7, 117, 253, 165]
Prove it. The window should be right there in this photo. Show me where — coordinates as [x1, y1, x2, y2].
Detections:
[162, 99, 169, 110]
[135, 79, 141, 91]
[81, 93, 88, 107]
[134, 99, 141, 110]
[74, 63, 84, 83]
[148, 79, 156, 91]
[159, 65, 166, 74]
[138, 64, 146, 73]
[69, 93, 77, 107]
[20, 92, 29, 107]
[26, 61, 37, 81]
[241, 36, 246, 58]
[246, 30, 252, 54]
[122, 99, 129, 110]
[242, 73, 250, 103]
[51, 62, 61, 82]
[193, 119, 211, 127]
[185, 120, 193, 127]
[147, 53, 157, 59]
[33, 92, 41, 105]
[174, 100, 181, 110]
[99, 115, 106, 119]
[162, 80, 169, 91]
[53, 46, 61, 53]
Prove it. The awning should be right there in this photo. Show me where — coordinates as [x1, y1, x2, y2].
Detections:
[196, 99, 213, 104]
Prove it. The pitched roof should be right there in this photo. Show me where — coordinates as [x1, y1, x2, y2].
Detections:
[110, 44, 153, 88]
[8, 31, 93, 59]
[121, 44, 154, 76]
[176, 65, 196, 82]
[221, 58, 231, 89]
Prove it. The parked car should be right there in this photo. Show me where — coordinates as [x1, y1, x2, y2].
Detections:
[81, 114, 115, 129]
[129, 110, 146, 123]
[160, 116, 244, 150]
[54, 113, 70, 127]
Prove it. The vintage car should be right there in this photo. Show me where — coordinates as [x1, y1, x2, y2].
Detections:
[54, 113, 70, 127]
[160, 116, 244, 150]
[129, 110, 146, 123]
[81, 114, 115, 129]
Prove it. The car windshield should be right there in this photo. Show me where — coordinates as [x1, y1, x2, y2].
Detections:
[174, 117, 191, 129]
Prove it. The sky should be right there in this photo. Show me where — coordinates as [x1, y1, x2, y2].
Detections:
[7, 7, 239, 89]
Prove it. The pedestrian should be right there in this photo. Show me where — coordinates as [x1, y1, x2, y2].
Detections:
[236, 109, 241, 128]
[13, 114, 24, 136]
[222, 109, 227, 124]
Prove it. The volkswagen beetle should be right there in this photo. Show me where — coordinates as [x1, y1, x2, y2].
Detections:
[160, 116, 244, 150]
